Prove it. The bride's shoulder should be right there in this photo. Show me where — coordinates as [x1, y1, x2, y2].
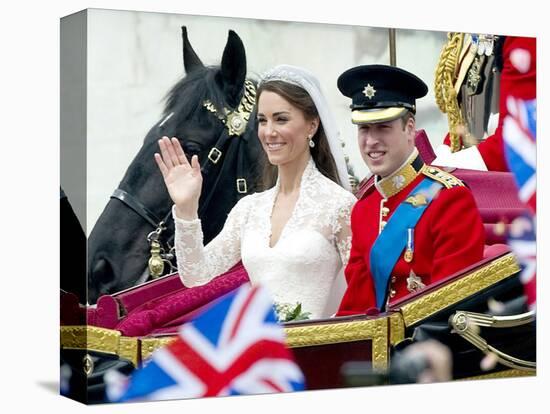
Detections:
[317, 175, 357, 206]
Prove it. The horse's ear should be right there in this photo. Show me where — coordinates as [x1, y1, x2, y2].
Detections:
[182, 26, 204, 74]
[220, 30, 247, 105]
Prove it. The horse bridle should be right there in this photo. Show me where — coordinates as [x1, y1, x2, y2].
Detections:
[111, 189, 171, 230]
[110, 79, 257, 280]
[110, 188, 176, 278]
[202, 79, 256, 195]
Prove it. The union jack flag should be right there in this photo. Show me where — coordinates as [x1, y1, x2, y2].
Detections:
[503, 95, 537, 310]
[503, 96, 536, 214]
[107, 284, 305, 402]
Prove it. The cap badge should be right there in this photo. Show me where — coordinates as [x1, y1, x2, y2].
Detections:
[362, 83, 376, 99]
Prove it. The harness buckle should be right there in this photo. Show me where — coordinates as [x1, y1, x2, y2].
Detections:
[236, 178, 248, 194]
[208, 147, 222, 164]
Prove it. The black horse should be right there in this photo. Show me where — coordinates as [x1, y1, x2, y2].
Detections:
[87, 28, 265, 304]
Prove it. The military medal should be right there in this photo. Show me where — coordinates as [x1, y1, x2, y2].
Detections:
[406, 270, 425, 293]
[404, 228, 414, 263]
[405, 193, 427, 207]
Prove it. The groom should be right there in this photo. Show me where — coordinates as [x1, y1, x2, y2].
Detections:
[335, 64, 485, 316]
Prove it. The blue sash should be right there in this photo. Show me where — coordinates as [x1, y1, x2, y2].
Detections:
[370, 177, 444, 310]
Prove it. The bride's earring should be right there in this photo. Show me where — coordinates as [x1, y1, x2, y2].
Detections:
[308, 134, 315, 148]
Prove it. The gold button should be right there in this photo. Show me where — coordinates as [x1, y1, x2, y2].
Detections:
[391, 276, 396, 283]
[380, 220, 387, 229]
[381, 207, 390, 216]
[389, 289, 396, 298]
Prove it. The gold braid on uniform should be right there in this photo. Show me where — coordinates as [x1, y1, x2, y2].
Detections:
[434, 32, 465, 153]
[421, 165, 465, 188]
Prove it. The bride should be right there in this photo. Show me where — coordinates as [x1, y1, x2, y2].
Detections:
[155, 65, 356, 319]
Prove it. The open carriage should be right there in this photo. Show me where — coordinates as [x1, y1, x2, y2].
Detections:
[60, 131, 536, 402]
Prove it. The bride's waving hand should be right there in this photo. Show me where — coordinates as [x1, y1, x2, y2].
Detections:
[155, 136, 202, 220]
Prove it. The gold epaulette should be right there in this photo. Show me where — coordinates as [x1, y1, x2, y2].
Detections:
[421, 166, 464, 189]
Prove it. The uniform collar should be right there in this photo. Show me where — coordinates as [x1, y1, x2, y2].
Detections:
[375, 148, 425, 199]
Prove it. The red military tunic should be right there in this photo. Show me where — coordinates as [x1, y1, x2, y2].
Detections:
[337, 152, 485, 316]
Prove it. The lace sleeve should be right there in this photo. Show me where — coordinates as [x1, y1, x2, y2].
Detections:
[332, 194, 355, 269]
[173, 197, 250, 287]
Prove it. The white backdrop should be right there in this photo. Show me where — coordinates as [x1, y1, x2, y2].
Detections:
[85, 9, 449, 232]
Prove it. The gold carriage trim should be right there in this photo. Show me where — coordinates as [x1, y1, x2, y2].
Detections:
[399, 253, 520, 327]
[284, 317, 389, 371]
[141, 336, 177, 362]
[60, 326, 139, 366]
[140, 317, 391, 371]
[459, 369, 536, 381]
[389, 312, 406, 346]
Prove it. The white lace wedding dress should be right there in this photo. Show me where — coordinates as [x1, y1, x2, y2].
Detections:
[173, 158, 356, 319]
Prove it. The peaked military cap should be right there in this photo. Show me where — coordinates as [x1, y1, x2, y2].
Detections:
[337, 64, 428, 124]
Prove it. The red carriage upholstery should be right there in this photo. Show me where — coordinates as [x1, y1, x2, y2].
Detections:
[89, 272, 187, 329]
[115, 265, 249, 337]
[414, 129, 437, 164]
[87, 263, 249, 333]
[450, 169, 526, 244]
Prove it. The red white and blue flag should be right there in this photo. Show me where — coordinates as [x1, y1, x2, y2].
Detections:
[107, 284, 305, 402]
[503, 95, 537, 310]
[503, 96, 536, 214]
